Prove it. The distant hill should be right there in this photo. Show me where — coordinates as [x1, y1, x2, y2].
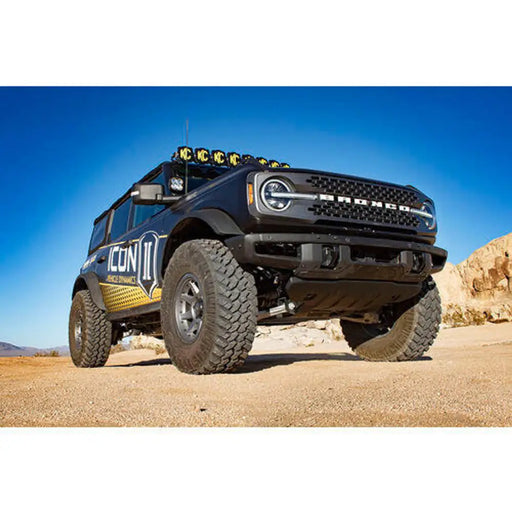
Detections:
[0, 342, 19, 350]
[0, 341, 69, 357]
[0, 342, 37, 357]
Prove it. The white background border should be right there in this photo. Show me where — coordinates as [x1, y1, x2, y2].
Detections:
[2, 1, 512, 85]
[1, 428, 510, 510]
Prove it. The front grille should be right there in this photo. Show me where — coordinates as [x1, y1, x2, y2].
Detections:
[308, 201, 420, 227]
[307, 175, 419, 204]
[306, 175, 420, 228]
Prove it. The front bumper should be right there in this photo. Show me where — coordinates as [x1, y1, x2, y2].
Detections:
[226, 233, 447, 283]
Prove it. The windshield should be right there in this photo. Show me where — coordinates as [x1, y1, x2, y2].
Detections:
[172, 163, 230, 193]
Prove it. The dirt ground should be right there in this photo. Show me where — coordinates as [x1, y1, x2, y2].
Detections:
[1, 322, 512, 427]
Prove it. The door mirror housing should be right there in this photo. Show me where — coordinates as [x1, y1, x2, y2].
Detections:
[130, 183, 180, 205]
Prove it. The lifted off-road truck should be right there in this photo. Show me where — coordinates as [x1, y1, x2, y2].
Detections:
[69, 146, 447, 374]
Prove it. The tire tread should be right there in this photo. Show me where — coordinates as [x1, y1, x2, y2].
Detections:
[341, 277, 442, 362]
[69, 290, 112, 368]
[162, 239, 257, 374]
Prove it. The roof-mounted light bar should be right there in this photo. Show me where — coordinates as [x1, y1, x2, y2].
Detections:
[173, 146, 290, 169]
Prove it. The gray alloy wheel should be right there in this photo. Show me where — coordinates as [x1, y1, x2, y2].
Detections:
[174, 273, 204, 343]
[74, 315, 83, 351]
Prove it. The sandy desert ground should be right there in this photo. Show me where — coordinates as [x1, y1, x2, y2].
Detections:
[1, 322, 511, 427]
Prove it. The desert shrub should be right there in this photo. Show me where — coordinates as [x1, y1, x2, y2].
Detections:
[442, 305, 487, 327]
[154, 345, 167, 355]
[33, 350, 60, 357]
[110, 343, 127, 354]
[469, 310, 487, 325]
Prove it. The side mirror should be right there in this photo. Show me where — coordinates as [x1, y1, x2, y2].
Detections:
[130, 183, 180, 205]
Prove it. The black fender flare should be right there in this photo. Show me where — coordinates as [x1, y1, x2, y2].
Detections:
[161, 209, 243, 274]
[72, 272, 106, 311]
[177, 209, 244, 236]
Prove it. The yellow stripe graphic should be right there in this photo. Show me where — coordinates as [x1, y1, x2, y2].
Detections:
[100, 283, 162, 312]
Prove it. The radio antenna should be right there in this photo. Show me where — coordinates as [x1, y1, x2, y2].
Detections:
[184, 119, 189, 194]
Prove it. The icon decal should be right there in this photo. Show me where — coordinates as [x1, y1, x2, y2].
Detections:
[136, 231, 160, 298]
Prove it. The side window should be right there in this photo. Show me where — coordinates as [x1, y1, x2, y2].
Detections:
[133, 172, 167, 228]
[173, 163, 225, 192]
[109, 199, 132, 242]
[89, 214, 108, 253]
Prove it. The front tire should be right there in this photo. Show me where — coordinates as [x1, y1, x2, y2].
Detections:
[161, 239, 258, 374]
[341, 277, 442, 362]
[69, 290, 112, 367]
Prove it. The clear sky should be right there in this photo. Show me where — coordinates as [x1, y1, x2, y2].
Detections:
[1, 87, 511, 348]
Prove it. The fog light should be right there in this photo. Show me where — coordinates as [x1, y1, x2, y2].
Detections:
[412, 252, 426, 273]
[321, 245, 338, 268]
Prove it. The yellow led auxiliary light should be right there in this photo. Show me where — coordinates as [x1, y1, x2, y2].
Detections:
[227, 152, 241, 167]
[175, 146, 290, 168]
[194, 147, 210, 164]
[177, 146, 193, 162]
[211, 149, 226, 165]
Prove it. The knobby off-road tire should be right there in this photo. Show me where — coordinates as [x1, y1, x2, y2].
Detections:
[69, 290, 112, 367]
[341, 277, 442, 362]
[161, 239, 257, 375]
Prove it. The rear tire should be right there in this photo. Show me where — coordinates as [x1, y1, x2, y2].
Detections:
[161, 239, 258, 374]
[69, 290, 112, 367]
[341, 277, 441, 362]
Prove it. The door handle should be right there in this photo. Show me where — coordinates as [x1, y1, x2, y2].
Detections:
[121, 240, 135, 248]
[98, 256, 106, 263]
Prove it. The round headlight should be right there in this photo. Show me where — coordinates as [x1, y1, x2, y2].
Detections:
[261, 178, 293, 211]
[420, 201, 436, 230]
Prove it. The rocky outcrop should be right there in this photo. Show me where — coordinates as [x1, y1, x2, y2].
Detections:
[130, 335, 166, 354]
[457, 233, 512, 301]
[129, 320, 344, 355]
[254, 319, 343, 350]
[441, 303, 512, 327]
[435, 232, 512, 326]
[434, 262, 469, 305]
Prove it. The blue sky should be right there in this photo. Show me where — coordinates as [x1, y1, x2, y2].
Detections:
[1, 87, 511, 348]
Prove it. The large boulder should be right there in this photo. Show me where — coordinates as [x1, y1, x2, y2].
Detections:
[434, 261, 469, 305]
[253, 319, 343, 351]
[457, 233, 512, 301]
[130, 335, 166, 354]
[435, 232, 512, 326]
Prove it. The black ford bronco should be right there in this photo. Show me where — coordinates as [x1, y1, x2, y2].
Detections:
[69, 146, 447, 374]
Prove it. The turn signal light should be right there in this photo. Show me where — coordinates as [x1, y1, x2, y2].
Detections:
[247, 183, 254, 205]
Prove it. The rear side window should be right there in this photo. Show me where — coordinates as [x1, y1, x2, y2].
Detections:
[89, 214, 108, 253]
[133, 172, 167, 228]
[110, 199, 132, 242]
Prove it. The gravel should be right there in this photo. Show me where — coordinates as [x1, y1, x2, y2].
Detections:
[1, 323, 511, 427]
